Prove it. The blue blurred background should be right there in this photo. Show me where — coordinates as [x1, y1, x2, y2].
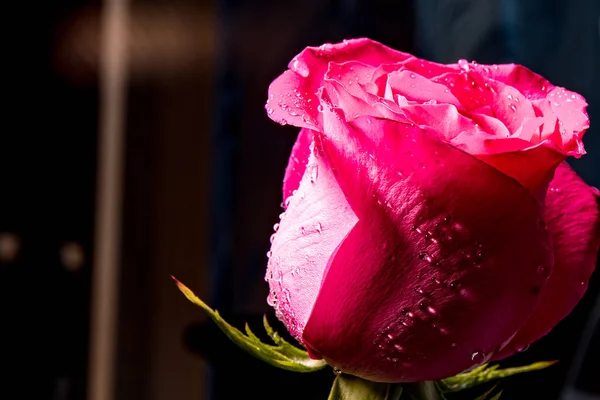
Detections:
[1, 0, 598, 399]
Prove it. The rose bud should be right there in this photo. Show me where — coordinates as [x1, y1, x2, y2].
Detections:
[264, 38, 599, 382]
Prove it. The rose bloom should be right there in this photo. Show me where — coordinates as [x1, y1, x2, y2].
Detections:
[264, 38, 599, 382]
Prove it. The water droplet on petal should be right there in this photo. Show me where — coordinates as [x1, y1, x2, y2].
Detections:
[267, 108, 274, 115]
[310, 164, 319, 183]
[537, 264, 550, 278]
[270, 234, 276, 243]
[292, 58, 310, 77]
[333, 367, 342, 376]
[280, 119, 288, 126]
[517, 344, 530, 353]
[471, 351, 485, 364]
[273, 223, 280, 232]
[266, 250, 273, 258]
[315, 222, 323, 233]
[457, 59, 470, 72]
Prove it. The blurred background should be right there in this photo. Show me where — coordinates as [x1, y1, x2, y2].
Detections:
[0, 0, 598, 399]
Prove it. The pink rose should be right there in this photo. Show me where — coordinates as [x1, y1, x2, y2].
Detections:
[264, 38, 599, 382]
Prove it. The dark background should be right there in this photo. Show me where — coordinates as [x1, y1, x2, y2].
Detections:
[0, 0, 598, 399]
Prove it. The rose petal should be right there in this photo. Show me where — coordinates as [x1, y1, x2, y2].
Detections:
[493, 163, 600, 359]
[387, 70, 462, 107]
[282, 128, 313, 205]
[479, 63, 553, 100]
[302, 110, 552, 382]
[266, 132, 358, 341]
[267, 39, 411, 130]
[266, 70, 320, 129]
[477, 143, 565, 198]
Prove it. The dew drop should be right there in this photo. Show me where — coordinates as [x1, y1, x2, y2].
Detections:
[266, 291, 277, 306]
[471, 351, 485, 364]
[267, 108, 274, 115]
[517, 344, 530, 353]
[509, 104, 517, 112]
[538, 219, 547, 229]
[457, 59, 470, 72]
[317, 104, 324, 112]
[273, 223, 280, 232]
[449, 280, 460, 290]
[394, 344, 404, 352]
[300, 226, 306, 235]
[414, 286, 424, 295]
[419, 252, 434, 263]
[309, 164, 319, 183]
[270, 233, 276, 243]
[315, 222, 323, 234]
[409, 73, 416, 79]
[292, 59, 310, 77]
[279, 119, 288, 126]
[266, 250, 272, 258]
[401, 319, 413, 327]
[333, 367, 342, 376]
[537, 264, 550, 278]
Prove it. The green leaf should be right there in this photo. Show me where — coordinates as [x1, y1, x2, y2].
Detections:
[327, 374, 402, 400]
[173, 276, 327, 372]
[440, 361, 556, 392]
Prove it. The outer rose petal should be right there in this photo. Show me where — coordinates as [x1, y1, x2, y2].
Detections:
[266, 38, 411, 130]
[493, 163, 600, 359]
[266, 131, 358, 341]
[476, 63, 552, 99]
[282, 128, 313, 205]
[302, 110, 552, 382]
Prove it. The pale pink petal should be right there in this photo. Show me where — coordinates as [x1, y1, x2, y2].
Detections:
[266, 133, 358, 341]
[282, 128, 313, 205]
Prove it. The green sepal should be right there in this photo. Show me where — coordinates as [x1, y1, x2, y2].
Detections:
[473, 385, 502, 400]
[173, 277, 327, 372]
[405, 381, 446, 400]
[439, 360, 556, 392]
[327, 374, 403, 400]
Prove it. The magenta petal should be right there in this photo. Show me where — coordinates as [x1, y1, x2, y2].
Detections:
[266, 39, 412, 129]
[480, 63, 553, 100]
[493, 163, 600, 359]
[302, 111, 552, 382]
[282, 128, 313, 206]
[476, 144, 565, 198]
[266, 133, 358, 342]
[266, 70, 320, 129]
[387, 70, 462, 107]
